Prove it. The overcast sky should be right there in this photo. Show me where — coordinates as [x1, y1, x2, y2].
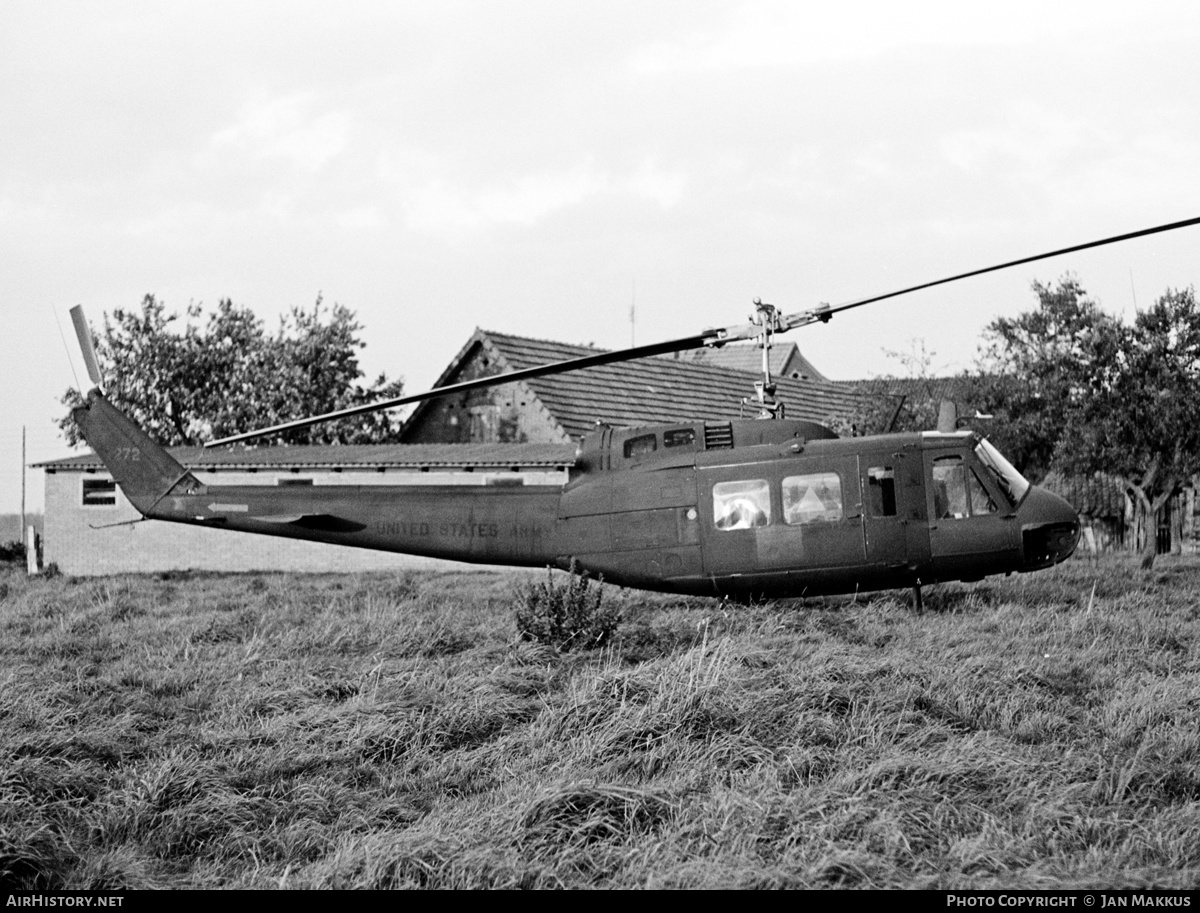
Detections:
[3, 0, 1199, 514]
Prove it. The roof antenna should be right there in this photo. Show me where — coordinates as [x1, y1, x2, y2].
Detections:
[630, 279, 636, 348]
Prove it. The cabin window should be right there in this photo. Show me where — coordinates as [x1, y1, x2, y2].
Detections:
[782, 472, 843, 525]
[623, 434, 658, 459]
[82, 478, 117, 507]
[664, 428, 695, 448]
[713, 479, 771, 530]
[866, 466, 896, 517]
[932, 456, 997, 518]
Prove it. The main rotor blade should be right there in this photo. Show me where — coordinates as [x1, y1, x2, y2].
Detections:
[206, 214, 1200, 448]
[808, 215, 1200, 321]
[203, 332, 713, 447]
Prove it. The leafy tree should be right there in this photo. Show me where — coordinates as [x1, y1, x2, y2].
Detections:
[843, 339, 969, 437]
[1055, 287, 1200, 566]
[61, 295, 405, 447]
[971, 277, 1108, 481]
[980, 279, 1200, 567]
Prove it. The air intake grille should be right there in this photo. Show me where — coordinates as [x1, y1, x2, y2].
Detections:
[704, 422, 734, 450]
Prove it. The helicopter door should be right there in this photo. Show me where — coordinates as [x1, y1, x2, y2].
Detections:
[924, 451, 1019, 579]
[700, 457, 863, 578]
[860, 448, 931, 582]
[860, 459, 906, 569]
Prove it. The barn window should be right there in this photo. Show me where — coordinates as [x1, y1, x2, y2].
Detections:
[82, 478, 117, 507]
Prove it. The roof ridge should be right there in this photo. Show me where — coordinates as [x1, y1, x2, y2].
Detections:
[479, 329, 858, 391]
[479, 328, 608, 352]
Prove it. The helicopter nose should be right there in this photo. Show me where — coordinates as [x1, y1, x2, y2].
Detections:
[1019, 486, 1081, 570]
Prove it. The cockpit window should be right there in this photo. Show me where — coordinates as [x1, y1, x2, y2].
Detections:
[974, 438, 1031, 506]
[932, 457, 969, 518]
[933, 455, 1001, 518]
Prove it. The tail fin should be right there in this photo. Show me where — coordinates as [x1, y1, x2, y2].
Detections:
[67, 306, 201, 516]
[72, 391, 202, 515]
[937, 400, 959, 433]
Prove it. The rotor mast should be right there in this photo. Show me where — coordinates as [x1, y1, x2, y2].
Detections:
[715, 298, 832, 420]
[745, 299, 785, 419]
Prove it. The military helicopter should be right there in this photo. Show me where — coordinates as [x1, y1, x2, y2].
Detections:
[68, 217, 1200, 605]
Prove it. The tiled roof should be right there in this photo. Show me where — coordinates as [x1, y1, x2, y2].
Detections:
[35, 442, 577, 472]
[473, 331, 865, 439]
[841, 374, 978, 399]
[679, 341, 829, 382]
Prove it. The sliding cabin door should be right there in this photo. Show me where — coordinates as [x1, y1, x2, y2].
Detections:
[699, 457, 864, 579]
[859, 445, 931, 582]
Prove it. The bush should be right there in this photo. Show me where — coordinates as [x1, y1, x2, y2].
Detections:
[515, 564, 620, 651]
[0, 540, 26, 564]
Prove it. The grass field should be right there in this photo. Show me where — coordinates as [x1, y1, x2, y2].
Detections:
[1, 555, 1198, 889]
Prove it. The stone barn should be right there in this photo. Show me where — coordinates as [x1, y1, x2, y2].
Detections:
[398, 329, 862, 444]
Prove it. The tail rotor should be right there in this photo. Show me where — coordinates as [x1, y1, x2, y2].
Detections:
[69, 305, 104, 391]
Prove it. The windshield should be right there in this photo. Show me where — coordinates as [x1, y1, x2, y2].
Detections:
[974, 438, 1031, 506]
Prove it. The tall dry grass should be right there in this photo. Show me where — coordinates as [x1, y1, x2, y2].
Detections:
[1, 556, 1197, 889]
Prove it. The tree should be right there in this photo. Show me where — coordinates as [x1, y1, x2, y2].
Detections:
[972, 277, 1109, 481]
[60, 295, 406, 447]
[1055, 287, 1200, 566]
[980, 279, 1200, 567]
[844, 339, 971, 437]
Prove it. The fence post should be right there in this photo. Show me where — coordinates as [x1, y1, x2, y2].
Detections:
[26, 525, 39, 575]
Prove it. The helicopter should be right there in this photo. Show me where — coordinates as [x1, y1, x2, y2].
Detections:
[68, 216, 1200, 604]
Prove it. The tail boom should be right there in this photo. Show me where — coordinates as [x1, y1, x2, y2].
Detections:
[155, 484, 562, 565]
[70, 389, 562, 566]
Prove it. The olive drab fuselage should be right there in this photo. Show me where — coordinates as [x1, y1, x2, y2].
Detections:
[73, 391, 1080, 600]
[69, 219, 1200, 596]
[551, 419, 1078, 598]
